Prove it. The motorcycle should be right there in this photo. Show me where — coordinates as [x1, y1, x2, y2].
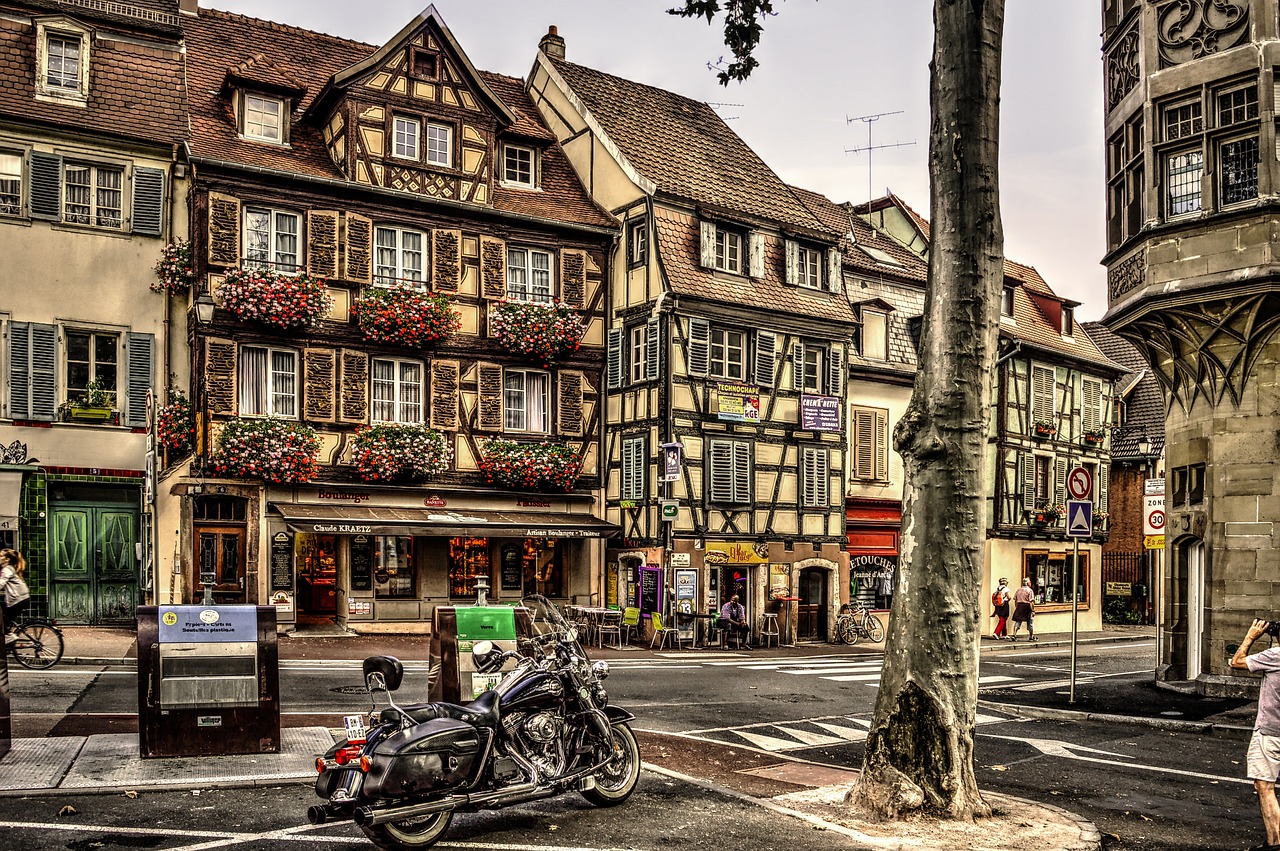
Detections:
[309, 595, 641, 850]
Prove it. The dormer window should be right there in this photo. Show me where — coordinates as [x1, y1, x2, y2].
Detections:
[861, 309, 888, 361]
[394, 116, 421, 160]
[715, 226, 743, 274]
[46, 34, 80, 91]
[426, 122, 453, 167]
[1001, 287, 1015, 317]
[243, 94, 285, 144]
[1061, 306, 1074, 336]
[411, 49, 439, 81]
[502, 144, 535, 188]
[35, 20, 90, 104]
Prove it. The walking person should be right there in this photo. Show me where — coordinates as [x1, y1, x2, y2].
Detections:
[0, 548, 30, 644]
[1010, 577, 1037, 641]
[991, 577, 1011, 640]
[1230, 618, 1280, 851]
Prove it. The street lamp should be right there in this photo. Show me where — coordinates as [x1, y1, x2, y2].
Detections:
[191, 288, 215, 605]
[1136, 436, 1152, 459]
[193, 290, 216, 326]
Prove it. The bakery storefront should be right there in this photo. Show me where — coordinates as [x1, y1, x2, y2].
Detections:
[267, 490, 614, 633]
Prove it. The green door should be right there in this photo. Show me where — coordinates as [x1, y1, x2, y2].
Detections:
[50, 503, 139, 624]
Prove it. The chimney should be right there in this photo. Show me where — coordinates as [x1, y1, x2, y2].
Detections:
[178, 0, 198, 16]
[539, 25, 565, 61]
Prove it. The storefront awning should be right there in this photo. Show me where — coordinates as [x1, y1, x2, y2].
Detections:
[270, 503, 620, 539]
[0, 469, 23, 532]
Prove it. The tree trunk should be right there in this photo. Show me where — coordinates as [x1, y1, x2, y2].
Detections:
[848, 0, 1005, 822]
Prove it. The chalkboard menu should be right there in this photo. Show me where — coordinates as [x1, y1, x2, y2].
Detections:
[350, 535, 373, 591]
[639, 567, 661, 615]
[270, 531, 293, 591]
[500, 544, 523, 591]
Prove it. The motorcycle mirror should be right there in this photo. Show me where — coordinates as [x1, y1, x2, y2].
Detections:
[472, 640, 504, 674]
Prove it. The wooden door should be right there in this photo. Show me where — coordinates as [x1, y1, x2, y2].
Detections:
[195, 526, 247, 604]
[50, 504, 138, 624]
[797, 567, 827, 640]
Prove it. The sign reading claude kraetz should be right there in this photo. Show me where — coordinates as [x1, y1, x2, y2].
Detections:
[158, 606, 258, 643]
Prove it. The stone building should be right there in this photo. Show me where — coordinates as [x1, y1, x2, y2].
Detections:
[1101, 0, 1280, 692]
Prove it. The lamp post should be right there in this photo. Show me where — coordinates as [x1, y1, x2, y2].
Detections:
[1135, 435, 1154, 629]
[192, 289, 216, 605]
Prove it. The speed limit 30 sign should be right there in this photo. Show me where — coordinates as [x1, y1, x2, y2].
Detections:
[1143, 494, 1166, 536]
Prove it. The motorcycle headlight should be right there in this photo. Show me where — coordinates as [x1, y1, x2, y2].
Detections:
[591, 660, 610, 681]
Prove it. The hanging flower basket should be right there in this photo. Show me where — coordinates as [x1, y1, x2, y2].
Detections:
[218, 268, 333, 330]
[211, 417, 320, 484]
[157, 390, 195, 454]
[1033, 420, 1057, 438]
[352, 285, 460, 348]
[478, 439, 582, 492]
[352, 423, 453, 482]
[490, 299, 585, 367]
[152, 239, 195, 295]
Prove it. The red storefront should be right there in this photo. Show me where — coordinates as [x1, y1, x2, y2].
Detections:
[845, 498, 901, 611]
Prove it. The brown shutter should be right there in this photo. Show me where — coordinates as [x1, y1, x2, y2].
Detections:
[339, 349, 369, 423]
[304, 348, 337, 423]
[560, 249, 586, 309]
[479, 236, 507, 299]
[558, 370, 583, 437]
[307, 211, 340, 279]
[430, 359, 460, 431]
[433, 228, 461, 292]
[207, 193, 241, 268]
[344, 213, 373, 284]
[204, 338, 237, 415]
[477, 363, 504, 431]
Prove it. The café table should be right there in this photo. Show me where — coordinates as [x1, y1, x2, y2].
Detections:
[578, 607, 609, 648]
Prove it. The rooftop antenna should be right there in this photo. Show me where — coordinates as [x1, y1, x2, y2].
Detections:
[845, 111, 915, 237]
[707, 101, 743, 121]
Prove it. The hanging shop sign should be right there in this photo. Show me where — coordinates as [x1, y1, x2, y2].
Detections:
[800, 394, 841, 432]
[715, 382, 760, 423]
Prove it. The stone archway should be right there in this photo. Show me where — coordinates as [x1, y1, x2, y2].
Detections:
[791, 557, 840, 643]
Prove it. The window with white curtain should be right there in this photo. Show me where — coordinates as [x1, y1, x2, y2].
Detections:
[238, 345, 297, 417]
[506, 247, 553, 304]
[503, 370, 549, 433]
[371, 358, 423, 424]
[374, 226, 426, 286]
[64, 164, 123, 229]
[244, 207, 300, 271]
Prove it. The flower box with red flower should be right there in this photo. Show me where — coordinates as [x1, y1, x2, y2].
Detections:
[352, 422, 453, 482]
[211, 417, 321, 484]
[218, 268, 333, 330]
[1032, 420, 1057, 439]
[1082, 427, 1107, 445]
[157, 390, 195, 455]
[478, 439, 582, 492]
[490, 299, 585, 367]
[152, 239, 195, 295]
[352, 285, 460, 348]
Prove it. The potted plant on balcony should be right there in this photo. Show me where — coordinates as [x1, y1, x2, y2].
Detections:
[352, 423, 453, 483]
[352, 285, 460, 348]
[1093, 510, 1110, 530]
[218, 268, 333, 330]
[156, 390, 195, 455]
[210, 417, 320, 484]
[62, 376, 114, 422]
[1032, 419, 1057, 439]
[489, 299, 585, 367]
[152, 238, 195, 295]
[1082, 426, 1107, 445]
[1030, 503, 1063, 526]
[478, 438, 583, 492]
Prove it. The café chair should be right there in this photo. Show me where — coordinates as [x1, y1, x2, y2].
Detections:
[717, 617, 746, 650]
[649, 612, 681, 650]
[596, 609, 623, 649]
[620, 607, 641, 645]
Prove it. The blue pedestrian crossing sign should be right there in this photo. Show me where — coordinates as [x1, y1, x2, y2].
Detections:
[1066, 500, 1093, 538]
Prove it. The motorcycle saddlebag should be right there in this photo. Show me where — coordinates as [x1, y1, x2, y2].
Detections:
[362, 718, 481, 799]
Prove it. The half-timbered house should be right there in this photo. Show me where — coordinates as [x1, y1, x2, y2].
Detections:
[157, 6, 617, 632]
[528, 30, 856, 644]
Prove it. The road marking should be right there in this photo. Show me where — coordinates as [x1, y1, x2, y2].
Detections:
[1009, 668, 1152, 692]
[984, 733, 1250, 785]
[819, 673, 882, 683]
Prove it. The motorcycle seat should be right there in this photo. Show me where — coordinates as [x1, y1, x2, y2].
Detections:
[386, 688, 501, 729]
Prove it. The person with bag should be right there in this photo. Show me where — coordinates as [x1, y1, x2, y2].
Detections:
[991, 577, 1011, 640]
[0, 548, 30, 644]
[1010, 577, 1038, 641]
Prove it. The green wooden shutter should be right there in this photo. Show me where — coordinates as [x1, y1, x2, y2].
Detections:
[8, 322, 57, 421]
[124, 332, 154, 428]
[1082, 377, 1102, 432]
[130, 167, 165, 236]
[1054, 456, 1068, 506]
[622, 436, 645, 501]
[1031, 365, 1055, 426]
[29, 151, 62, 222]
[606, 328, 623, 390]
[686, 318, 709, 377]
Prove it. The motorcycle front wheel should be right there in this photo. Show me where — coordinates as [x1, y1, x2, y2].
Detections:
[581, 722, 640, 807]
[360, 810, 452, 851]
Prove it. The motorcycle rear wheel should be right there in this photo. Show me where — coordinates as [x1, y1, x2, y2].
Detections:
[360, 810, 452, 851]
[581, 722, 640, 807]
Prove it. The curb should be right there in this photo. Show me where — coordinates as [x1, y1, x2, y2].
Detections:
[979, 699, 1254, 738]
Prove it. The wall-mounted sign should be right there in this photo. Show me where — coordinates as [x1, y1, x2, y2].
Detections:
[350, 534, 372, 591]
[1144, 535, 1165, 550]
[669, 552, 691, 568]
[704, 541, 770, 565]
[769, 563, 789, 599]
[660, 500, 679, 521]
[661, 442, 683, 482]
[270, 531, 294, 591]
[500, 543, 523, 591]
[1105, 582, 1132, 596]
[715, 382, 760, 423]
[423, 495, 447, 507]
[800, 395, 841, 432]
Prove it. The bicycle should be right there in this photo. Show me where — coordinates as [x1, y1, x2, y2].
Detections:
[5, 617, 65, 669]
[836, 603, 885, 645]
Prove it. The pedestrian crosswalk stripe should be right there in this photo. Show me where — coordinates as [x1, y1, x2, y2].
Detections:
[978, 675, 1019, 685]
[820, 673, 882, 682]
[776, 726, 845, 747]
[733, 729, 811, 751]
[812, 721, 868, 742]
[781, 664, 880, 675]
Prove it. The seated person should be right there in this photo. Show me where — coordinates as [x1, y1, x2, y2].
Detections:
[718, 594, 751, 649]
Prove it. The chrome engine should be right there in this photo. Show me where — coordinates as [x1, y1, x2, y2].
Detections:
[503, 711, 568, 778]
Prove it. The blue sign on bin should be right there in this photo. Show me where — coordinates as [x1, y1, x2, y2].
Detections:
[158, 606, 258, 643]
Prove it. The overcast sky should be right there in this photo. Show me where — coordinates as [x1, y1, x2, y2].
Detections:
[208, 1, 1107, 319]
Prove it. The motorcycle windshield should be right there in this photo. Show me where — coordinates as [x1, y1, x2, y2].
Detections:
[520, 594, 588, 658]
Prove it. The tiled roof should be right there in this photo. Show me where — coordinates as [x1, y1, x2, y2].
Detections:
[653, 206, 857, 325]
[1082, 322, 1166, 458]
[549, 57, 833, 237]
[20, 0, 182, 35]
[1002, 283, 1118, 371]
[184, 9, 613, 229]
[0, 14, 185, 145]
[226, 53, 306, 94]
[791, 185, 928, 284]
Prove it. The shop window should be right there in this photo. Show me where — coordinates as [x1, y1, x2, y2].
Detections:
[449, 536, 491, 598]
[505, 538, 563, 598]
[295, 533, 337, 614]
[373, 535, 415, 598]
[1024, 551, 1089, 606]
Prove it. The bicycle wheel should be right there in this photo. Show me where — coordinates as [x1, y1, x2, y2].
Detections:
[11, 621, 64, 669]
[863, 615, 885, 643]
[837, 615, 859, 645]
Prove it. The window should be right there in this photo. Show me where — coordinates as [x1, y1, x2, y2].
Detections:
[707, 438, 751, 504]
[426, 122, 452, 167]
[801, 446, 830, 509]
[1163, 100, 1202, 141]
[411, 50, 438, 80]
[244, 208, 300, 271]
[628, 324, 647, 384]
[506, 247, 553, 303]
[628, 218, 647, 266]
[448, 537, 489, 598]
[801, 345, 824, 392]
[1024, 551, 1089, 605]
[502, 145, 534, 187]
[374, 226, 426, 285]
[1001, 287, 1015, 317]
[797, 245, 822, 289]
[1156, 84, 1260, 219]
[244, 95, 284, 143]
[1165, 150, 1203, 216]
[64, 164, 123, 228]
[0, 152, 21, 216]
[65, 329, 118, 407]
[851, 406, 888, 482]
[45, 33, 80, 91]
[710, 328, 746, 380]
[1033, 455, 1051, 505]
[621, 435, 646, 501]
[714, 226, 743, 274]
[1106, 114, 1144, 248]
[36, 24, 88, 102]
[371, 358, 423, 424]
[373, 536, 415, 598]
[503, 370, 549, 433]
[1171, 463, 1206, 507]
[861, 310, 888, 360]
[1220, 136, 1259, 205]
[237, 345, 297, 417]
[1218, 85, 1258, 127]
[1061, 306, 1074, 336]
[393, 116, 420, 160]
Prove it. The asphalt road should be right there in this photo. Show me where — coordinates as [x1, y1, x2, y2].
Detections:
[3, 639, 1264, 850]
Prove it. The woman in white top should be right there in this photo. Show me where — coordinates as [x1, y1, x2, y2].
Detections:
[0, 548, 30, 640]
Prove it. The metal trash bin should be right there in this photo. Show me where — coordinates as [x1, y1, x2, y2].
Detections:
[137, 605, 280, 758]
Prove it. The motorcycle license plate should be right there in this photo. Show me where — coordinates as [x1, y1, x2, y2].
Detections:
[343, 714, 367, 742]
